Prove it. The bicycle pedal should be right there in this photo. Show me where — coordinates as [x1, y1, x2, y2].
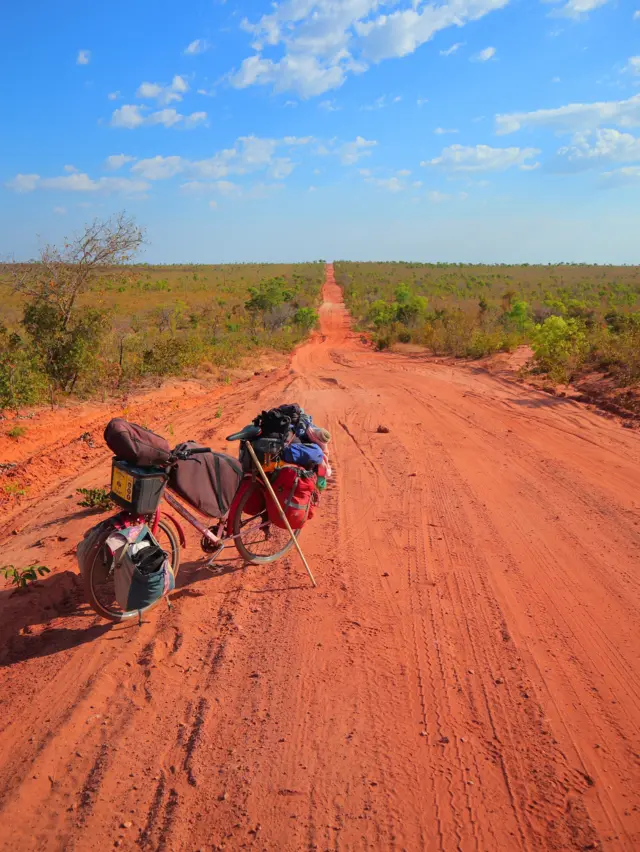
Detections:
[205, 544, 225, 569]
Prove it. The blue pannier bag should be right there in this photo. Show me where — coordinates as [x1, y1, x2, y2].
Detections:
[282, 442, 324, 469]
[106, 524, 175, 612]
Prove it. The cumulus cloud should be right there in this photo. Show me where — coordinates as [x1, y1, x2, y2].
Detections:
[424, 143, 540, 172]
[137, 75, 189, 106]
[127, 136, 303, 186]
[6, 172, 149, 195]
[434, 127, 458, 134]
[108, 91, 121, 101]
[496, 93, 640, 134]
[427, 189, 468, 202]
[77, 50, 91, 65]
[110, 104, 207, 129]
[634, 9, 640, 19]
[555, 129, 640, 169]
[105, 154, 136, 170]
[319, 99, 341, 111]
[6, 174, 40, 193]
[472, 46, 496, 62]
[184, 39, 210, 55]
[231, 0, 510, 97]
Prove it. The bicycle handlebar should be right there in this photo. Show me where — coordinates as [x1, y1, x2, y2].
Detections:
[172, 445, 212, 461]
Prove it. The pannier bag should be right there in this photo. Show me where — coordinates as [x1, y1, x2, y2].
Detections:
[282, 442, 324, 469]
[105, 524, 175, 612]
[267, 465, 318, 531]
[168, 442, 242, 518]
[105, 419, 171, 467]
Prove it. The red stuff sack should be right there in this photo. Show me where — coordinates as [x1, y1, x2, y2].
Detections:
[267, 466, 317, 531]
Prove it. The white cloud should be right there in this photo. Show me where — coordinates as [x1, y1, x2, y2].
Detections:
[137, 75, 189, 106]
[233, 0, 510, 97]
[77, 50, 90, 65]
[284, 136, 314, 145]
[230, 53, 355, 98]
[111, 104, 146, 129]
[64, 164, 78, 173]
[209, 200, 218, 209]
[53, 206, 67, 215]
[6, 172, 149, 195]
[625, 56, 640, 75]
[128, 136, 302, 185]
[417, 97, 429, 106]
[496, 93, 640, 134]
[556, 128, 640, 168]
[552, 0, 611, 18]
[397, 169, 411, 176]
[108, 91, 121, 101]
[552, 76, 561, 83]
[6, 174, 40, 193]
[600, 165, 640, 187]
[184, 39, 210, 55]
[425, 143, 540, 172]
[105, 154, 135, 170]
[440, 42, 463, 56]
[110, 105, 207, 129]
[367, 176, 404, 192]
[132, 156, 186, 180]
[434, 127, 458, 134]
[634, 10, 640, 19]
[472, 46, 496, 62]
[319, 99, 341, 111]
[338, 136, 377, 164]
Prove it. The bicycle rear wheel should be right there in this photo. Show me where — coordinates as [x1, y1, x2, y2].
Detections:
[84, 519, 180, 622]
[233, 483, 299, 564]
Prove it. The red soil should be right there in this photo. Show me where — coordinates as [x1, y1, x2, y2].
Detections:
[0, 265, 638, 851]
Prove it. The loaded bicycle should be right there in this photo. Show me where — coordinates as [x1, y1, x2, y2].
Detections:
[79, 410, 327, 623]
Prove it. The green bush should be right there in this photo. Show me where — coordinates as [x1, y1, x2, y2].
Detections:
[531, 316, 588, 382]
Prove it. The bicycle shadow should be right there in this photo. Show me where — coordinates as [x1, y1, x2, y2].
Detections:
[0, 570, 109, 668]
[173, 556, 309, 595]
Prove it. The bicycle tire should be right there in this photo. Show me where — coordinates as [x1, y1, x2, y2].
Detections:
[84, 519, 181, 623]
[233, 483, 300, 564]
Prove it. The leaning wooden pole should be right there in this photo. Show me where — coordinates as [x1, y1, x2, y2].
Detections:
[246, 442, 317, 588]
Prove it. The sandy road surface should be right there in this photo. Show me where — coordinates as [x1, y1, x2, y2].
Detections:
[0, 265, 639, 852]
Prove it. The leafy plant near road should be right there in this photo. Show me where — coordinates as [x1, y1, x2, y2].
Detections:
[335, 261, 640, 387]
[76, 487, 113, 511]
[2, 564, 51, 590]
[0, 215, 323, 410]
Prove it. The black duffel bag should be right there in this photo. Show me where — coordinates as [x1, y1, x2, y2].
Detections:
[168, 441, 242, 518]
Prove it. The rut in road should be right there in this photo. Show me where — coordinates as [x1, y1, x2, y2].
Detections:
[0, 264, 638, 852]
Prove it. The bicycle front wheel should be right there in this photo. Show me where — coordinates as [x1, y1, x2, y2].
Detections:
[233, 483, 299, 564]
[84, 519, 181, 623]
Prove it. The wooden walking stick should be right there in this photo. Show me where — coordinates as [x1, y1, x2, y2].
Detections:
[245, 441, 317, 588]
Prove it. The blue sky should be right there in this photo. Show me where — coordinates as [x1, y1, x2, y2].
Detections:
[2, 0, 639, 263]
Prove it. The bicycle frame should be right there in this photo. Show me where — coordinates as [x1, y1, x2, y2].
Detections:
[114, 475, 264, 567]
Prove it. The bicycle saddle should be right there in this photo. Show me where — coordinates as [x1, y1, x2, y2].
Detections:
[226, 425, 261, 442]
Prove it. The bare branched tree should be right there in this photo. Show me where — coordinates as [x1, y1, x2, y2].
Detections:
[11, 212, 145, 329]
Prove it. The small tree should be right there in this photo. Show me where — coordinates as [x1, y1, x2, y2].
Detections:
[11, 213, 144, 400]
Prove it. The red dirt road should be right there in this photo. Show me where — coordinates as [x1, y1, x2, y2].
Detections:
[1, 265, 639, 851]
